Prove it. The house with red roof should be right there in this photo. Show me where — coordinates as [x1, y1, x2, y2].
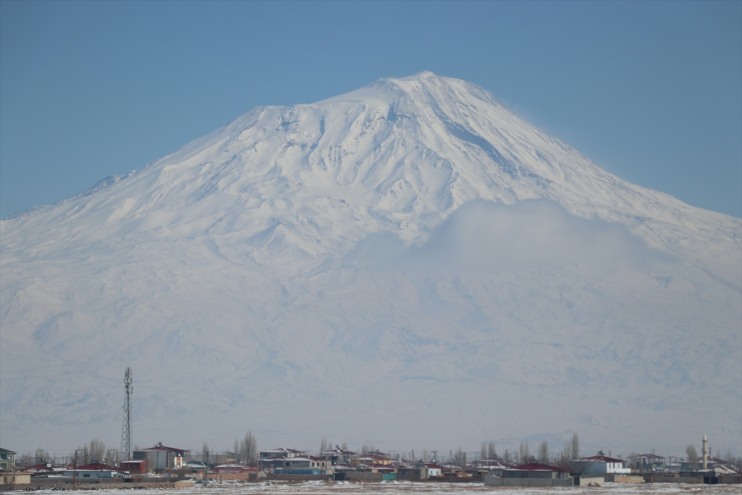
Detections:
[424, 462, 444, 477]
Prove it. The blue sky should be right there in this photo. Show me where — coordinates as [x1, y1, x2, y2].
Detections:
[1, 0, 740, 218]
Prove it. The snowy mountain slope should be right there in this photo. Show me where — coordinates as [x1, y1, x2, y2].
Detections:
[1, 72, 740, 456]
[3, 73, 737, 271]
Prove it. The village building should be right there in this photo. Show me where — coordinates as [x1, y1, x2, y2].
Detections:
[272, 456, 330, 475]
[628, 453, 666, 473]
[396, 466, 428, 481]
[484, 462, 573, 487]
[258, 447, 307, 471]
[183, 460, 207, 472]
[0, 448, 16, 472]
[21, 463, 57, 474]
[320, 446, 356, 465]
[207, 463, 259, 481]
[0, 448, 32, 488]
[352, 450, 393, 468]
[62, 462, 126, 480]
[120, 459, 148, 475]
[1, 471, 31, 488]
[213, 463, 255, 474]
[133, 442, 189, 472]
[424, 462, 444, 477]
[571, 454, 631, 476]
[680, 456, 739, 474]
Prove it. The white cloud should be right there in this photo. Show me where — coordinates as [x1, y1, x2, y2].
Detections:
[349, 199, 663, 275]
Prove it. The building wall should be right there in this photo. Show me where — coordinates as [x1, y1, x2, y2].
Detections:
[397, 467, 427, 481]
[502, 470, 559, 479]
[579, 462, 608, 475]
[1, 472, 31, 486]
[573, 460, 631, 475]
[133, 450, 183, 471]
[345, 471, 385, 482]
[62, 470, 125, 479]
[484, 474, 573, 487]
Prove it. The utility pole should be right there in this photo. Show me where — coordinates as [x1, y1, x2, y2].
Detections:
[120, 367, 133, 462]
[73, 450, 78, 489]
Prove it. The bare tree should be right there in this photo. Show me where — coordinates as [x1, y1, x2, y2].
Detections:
[240, 431, 257, 465]
[104, 448, 119, 466]
[571, 432, 580, 460]
[361, 443, 375, 455]
[538, 441, 549, 464]
[556, 439, 574, 469]
[201, 442, 210, 466]
[34, 448, 50, 465]
[686, 445, 699, 470]
[518, 441, 530, 464]
[487, 442, 497, 459]
[453, 448, 467, 469]
[16, 453, 34, 470]
[76, 445, 90, 465]
[88, 437, 106, 463]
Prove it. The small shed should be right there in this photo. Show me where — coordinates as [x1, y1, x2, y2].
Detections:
[120, 459, 148, 474]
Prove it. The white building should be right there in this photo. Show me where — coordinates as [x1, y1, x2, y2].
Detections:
[425, 463, 444, 477]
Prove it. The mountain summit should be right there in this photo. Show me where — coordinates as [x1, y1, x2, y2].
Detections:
[1, 73, 740, 455]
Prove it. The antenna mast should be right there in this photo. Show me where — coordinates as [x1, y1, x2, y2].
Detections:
[120, 367, 133, 461]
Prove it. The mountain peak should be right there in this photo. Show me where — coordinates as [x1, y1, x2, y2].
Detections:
[321, 71, 492, 107]
[379, 70, 453, 90]
[2, 74, 737, 268]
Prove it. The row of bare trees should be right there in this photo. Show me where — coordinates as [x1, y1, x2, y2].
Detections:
[20, 438, 120, 468]
[315, 433, 581, 468]
[475, 432, 580, 468]
[200, 430, 258, 466]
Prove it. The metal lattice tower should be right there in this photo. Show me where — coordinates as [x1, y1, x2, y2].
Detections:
[120, 367, 133, 461]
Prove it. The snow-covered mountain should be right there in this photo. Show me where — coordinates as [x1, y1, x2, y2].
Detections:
[1, 72, 740, 457]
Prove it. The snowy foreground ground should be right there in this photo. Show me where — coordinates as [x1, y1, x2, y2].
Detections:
[36, 482, 741, 495]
